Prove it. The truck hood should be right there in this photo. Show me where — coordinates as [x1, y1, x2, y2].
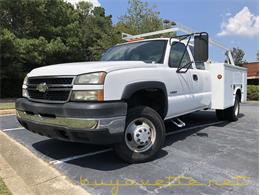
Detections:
[28, 61, 156, 77]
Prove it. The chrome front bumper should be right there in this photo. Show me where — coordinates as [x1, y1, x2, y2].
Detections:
[16, 110, 125, 134]
[16, 98, 127, 144]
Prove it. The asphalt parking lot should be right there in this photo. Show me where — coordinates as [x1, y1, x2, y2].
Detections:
[0, 103, 258, 195]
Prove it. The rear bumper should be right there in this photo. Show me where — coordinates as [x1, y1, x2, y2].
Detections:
[16, 98, 127, 144]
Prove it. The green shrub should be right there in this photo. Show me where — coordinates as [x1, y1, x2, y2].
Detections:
[247, 85, 259, 101]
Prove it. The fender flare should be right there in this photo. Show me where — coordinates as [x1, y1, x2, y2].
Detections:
[121, 81, 168, 117]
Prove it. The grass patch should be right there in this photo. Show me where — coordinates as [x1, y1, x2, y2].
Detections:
[0, 102, 15, 110]
[0, 177, 12, 195]
[247, 85, 259, 101]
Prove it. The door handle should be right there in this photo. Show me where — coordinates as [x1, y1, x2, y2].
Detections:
[193, 74, 198, 81]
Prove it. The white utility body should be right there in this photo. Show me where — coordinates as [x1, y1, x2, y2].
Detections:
[208, 63, 247, 110]
[16, 26, 247, 163]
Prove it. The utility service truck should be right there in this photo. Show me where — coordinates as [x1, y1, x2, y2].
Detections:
[16, 26, 247, 163]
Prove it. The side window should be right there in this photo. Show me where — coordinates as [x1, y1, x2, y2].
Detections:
[189, 46, 205, 70]
[169, 42, 191, 68]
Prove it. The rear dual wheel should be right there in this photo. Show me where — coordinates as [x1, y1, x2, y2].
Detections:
[216, 95, 240, 122]
[114, 106, 165, 163]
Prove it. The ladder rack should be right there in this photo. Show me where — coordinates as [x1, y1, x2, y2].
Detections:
[122, 22, 235, 65]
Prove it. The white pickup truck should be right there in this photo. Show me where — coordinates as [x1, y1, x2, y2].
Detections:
[16, 30, 247, 163]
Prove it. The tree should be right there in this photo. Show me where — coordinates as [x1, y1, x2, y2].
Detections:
[0, 0, 119, 97]
[79, 6, 121, 60]
[225, 47, 246, 66]
[0, 0, 83, 71]
[116, 0, 163, 35]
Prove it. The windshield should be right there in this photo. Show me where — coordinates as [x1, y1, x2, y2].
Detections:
[100, 40, 167, 63]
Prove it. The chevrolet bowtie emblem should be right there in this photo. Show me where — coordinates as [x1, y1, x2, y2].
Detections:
[36, 82, 48, 93]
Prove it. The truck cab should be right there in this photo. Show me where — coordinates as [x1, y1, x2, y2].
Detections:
[100, 37, 212, 118]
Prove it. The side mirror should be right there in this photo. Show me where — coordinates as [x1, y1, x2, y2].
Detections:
[194, 33, 208, 62]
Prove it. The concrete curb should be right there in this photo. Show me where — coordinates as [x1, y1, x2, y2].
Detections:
[0, 155, 35, 195]
[0, 109, 16, 115]
[0, 131, 91, 195]
[246, 100, 259, 103]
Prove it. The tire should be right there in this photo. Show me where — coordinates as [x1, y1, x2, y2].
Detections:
[216, 95, 240, 122]
[114, 106, 165, 163]
[226, 95, 240, 121]
[216, 109, 225, 121]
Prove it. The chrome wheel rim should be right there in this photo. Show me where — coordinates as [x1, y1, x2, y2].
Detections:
[125, 118, 156, 153]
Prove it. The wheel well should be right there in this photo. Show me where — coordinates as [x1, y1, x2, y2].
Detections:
[236, 89, 242, 102]
[126, 88, 167, 118]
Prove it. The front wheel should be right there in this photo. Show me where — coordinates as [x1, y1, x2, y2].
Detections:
[114, 106, 165, 163]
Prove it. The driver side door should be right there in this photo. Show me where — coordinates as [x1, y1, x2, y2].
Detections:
[166, 42, 199, 118]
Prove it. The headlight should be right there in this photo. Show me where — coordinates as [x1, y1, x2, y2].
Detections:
[22, 88, 29, 98]
[71, 90, 104, 101]
[22, 76, 29, 98]
[23, 76, 28, 85]
[74, 72, 106, 84]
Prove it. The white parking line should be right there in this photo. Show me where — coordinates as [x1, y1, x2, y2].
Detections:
[2, 127, 24, 132]
[1, 121, 224, 164]
[49, 148, 113, 165]
[0, 114, 16, 117]
[49, 121, 224, 164]
[166, 121, 225, 136]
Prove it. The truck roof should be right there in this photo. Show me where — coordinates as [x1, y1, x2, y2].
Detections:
[116, 38, 169, 45]
[116, 37, 191, 46]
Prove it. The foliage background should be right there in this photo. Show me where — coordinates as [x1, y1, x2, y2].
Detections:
[0, 0, 163, 98]
[247, 85, 259, 101]
[0, 0, 255, 99]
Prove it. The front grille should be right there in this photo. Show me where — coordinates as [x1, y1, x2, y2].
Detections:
[27, 77, 74, 103]
[28, 77, 73, 85]
[28, 90, 71, 101]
